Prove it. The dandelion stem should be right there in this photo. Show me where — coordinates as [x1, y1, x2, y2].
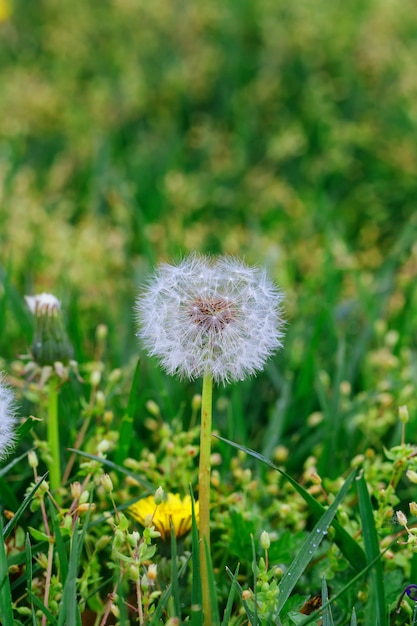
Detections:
[198, 372, 213, 626]
[47, 377, 61, 495]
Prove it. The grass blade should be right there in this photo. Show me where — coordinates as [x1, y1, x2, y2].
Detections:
[190, 492, 203, 626]
[58, 519, 82, 626]
[3, 472, 48, 540]
[356, 472, 387, 626]
[49, 499, 68, 582]
[204, 537, 220, 626]
[216, 436, 366, 573]
[225, 568, 259, 625]
[321, 577, 334, 626]
[277, 467, 357, 615]
[0, 515, 14, 626]
[114, 358, 141, 466]
[170, 522, 181, 619]
[25, 533, 37, 626]
[222, 563, 240, 626]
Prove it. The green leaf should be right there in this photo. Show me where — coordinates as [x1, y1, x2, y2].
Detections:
[28, 527, 50, 542]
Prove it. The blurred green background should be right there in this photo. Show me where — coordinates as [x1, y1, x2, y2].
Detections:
[1, 0, 417, 471]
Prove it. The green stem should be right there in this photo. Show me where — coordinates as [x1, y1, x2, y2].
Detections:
[198, 373, 213, 626]
[47, 377, 61, 495]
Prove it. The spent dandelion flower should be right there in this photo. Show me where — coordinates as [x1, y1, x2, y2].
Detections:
[135, 253, 284, 385]
[0, 373, 18, 462]
[135, 253, 285, 625]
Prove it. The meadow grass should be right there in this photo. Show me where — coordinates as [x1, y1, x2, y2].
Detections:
[1, 0, 417, 623]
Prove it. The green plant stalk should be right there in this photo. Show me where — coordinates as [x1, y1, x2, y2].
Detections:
[47, 377, 61, 494]
[198, 373, 213, 626]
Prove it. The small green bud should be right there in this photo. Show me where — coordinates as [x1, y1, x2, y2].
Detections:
[146, 400, 160, 416]
[407, 470, 417, 484]
[79, 490, 90, 505]
[90, 370, 101, 387]
[102, 473, 113, 493]
[192, 394, 202, 411]
[154, 486, 165, 505]
[260, 530, 271, 551]
[118, 513, 129, 531]
[96, 324, 108, 341]
[70, 481, 82, 499]
[399, 405, 409, 424]
[28, 450, 38, 468]
[396, 510, 408, 527]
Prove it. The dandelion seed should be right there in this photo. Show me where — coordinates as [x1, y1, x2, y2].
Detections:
[135, 253, 284, 384]
[0, 373, 17, 462]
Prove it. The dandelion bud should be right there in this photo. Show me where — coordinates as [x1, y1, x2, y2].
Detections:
[0, 374, 17, 461]
[25, 294, 73, 366]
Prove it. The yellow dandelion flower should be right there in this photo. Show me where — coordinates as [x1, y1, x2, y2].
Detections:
[129, 493, 199, 541]
[0, 0, 11, 22]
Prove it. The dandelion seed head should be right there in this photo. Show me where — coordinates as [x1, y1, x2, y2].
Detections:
[0, 373, 18, 461]
[135, 253, 285, 384]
